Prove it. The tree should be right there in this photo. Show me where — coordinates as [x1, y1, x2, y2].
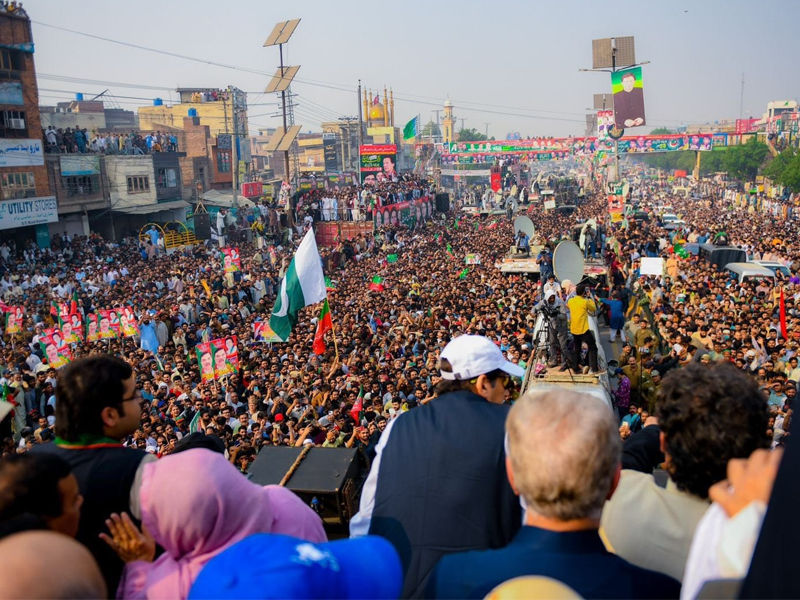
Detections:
[723, 137, 768, 182]
[650, 127, 674, 135]
[421, 121, 440, 137]
[457, 128, 488, 142]
[765, 149, 800, 193]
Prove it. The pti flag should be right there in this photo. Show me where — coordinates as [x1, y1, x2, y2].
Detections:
[313, 299, 333, 355]
[269, 230, 327, 342]
[403, 116, 420, 141]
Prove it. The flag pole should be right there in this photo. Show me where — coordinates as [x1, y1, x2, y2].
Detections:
[329, 307, 341, 362]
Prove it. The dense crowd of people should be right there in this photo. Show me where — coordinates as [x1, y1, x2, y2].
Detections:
[44, 127, 179, 155]
[0, 163, 797, 598]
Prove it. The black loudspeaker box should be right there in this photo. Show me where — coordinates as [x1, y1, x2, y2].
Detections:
[193, 212, 211, 240]
[435, 193, 450, 213]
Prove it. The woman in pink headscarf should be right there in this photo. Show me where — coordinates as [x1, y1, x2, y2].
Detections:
[100, 449, 326, 600]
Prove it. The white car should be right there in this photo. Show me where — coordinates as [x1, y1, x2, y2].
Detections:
[753, 261, 792, 278]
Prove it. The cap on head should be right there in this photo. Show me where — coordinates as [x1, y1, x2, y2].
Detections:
[439, 334, 525, 381]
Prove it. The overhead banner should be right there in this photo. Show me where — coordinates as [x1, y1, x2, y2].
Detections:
[688, 134, 713, 151]
[373, 196, 432, 229]
[0, 197, 58, 231]
[359, 144, 397, 184]
[0, 139, 44, 167]
[612, 66, 646, 129]
[323, 137, 338, 172]
[597, 110, 614, 141]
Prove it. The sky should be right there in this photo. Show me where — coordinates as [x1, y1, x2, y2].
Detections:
[29, 0, 800, 138]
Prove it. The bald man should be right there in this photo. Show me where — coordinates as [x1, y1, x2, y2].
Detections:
[0, 531, 106, 599]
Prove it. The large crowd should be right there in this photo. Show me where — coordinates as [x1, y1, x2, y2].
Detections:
[0, 163, 797, 599]
[44, 127, 179, 155]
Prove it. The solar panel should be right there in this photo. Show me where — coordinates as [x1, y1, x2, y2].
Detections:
[264, 127, 285, 152]
[613, 36, 636, 68]
[592, 38, 614, 69]
[265, 65, 300, 93]
[276, 125, 302, 152]
[264, 19, 301, 47]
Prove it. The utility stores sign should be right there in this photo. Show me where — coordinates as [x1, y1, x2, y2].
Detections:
[0, 196, 58, 230]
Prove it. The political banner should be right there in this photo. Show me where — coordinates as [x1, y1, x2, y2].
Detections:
[373, 196, 432, 230]
[196, 342, 215, 383]
[5, 306, 23, 335]
[359, 144, 397, 184]
[85, 313, 101, 342]
[612, 66, 646, 129]
[254, 321, 282, 343]
[97, 309, 119, 339]
[221, 247, 241, 273]
[687, 134, 713, 152]
[211, 336, 238, 379]
[39, 330, 72, 369]
[58, 313, 83, 344]
[119, 306, 139, 338]
[597, 110, 614, 141]
[465, 253, 482, 265]
[323, 137, 338, 172]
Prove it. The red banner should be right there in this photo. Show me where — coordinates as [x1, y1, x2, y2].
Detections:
[490, 172, 501, 192]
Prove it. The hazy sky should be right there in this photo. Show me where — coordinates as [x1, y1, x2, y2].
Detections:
[30, 0, 800, 138]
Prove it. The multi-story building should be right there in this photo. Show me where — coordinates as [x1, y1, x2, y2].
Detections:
[0, 3, 56, 246]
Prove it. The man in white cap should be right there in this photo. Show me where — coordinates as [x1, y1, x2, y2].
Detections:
[350, 334, 524, 598]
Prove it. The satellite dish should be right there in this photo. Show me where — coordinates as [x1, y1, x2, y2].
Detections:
[513, 215, 534, 238]
[553, 241, 585, 284]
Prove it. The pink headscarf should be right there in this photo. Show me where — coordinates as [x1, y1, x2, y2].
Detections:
[117, 449, 326, 600]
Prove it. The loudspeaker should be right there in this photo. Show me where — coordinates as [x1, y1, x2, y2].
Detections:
[435, 193, 450, 213]
[248, 447, 366, 530]
[193, 212, 211, 240]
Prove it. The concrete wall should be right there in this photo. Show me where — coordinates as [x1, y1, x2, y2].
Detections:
[105, 156, 157, 208]
[41, 111, 107, 132]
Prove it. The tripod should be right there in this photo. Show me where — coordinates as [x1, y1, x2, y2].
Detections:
[531, 310, 569, 377]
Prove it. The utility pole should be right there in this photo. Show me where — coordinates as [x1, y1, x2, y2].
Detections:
[484, 122, 491, 138]
[230, 86, 239, 209]
[739, 73, 745, 120]
[433, 109, 442, 131]
[357, 79, 364, 156]
[460, 118, 466, 131]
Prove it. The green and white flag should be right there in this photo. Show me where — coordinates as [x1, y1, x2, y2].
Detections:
[270, 230, 327, 341]
[403, 116, 420, 140]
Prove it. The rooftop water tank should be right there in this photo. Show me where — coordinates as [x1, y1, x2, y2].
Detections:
[154, 98, 163, 106]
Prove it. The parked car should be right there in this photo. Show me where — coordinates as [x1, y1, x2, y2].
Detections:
[724, 262, 777, 284]
[752, 260, 792, 278]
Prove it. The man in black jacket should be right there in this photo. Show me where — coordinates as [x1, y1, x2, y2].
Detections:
[34, 355, 152, 597]
[350, 334, 524, 598]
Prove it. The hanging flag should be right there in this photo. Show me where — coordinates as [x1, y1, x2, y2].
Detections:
[402, 115, 420, 141]
[350, 385, 364, 423]
[780, 288, 788, 340]
[386, 254, 398, 263]
[458, 268, 469, 280]
[269, 230, 327, 342]
[369, 276, 384, 292]
[313, 299, 333, 355]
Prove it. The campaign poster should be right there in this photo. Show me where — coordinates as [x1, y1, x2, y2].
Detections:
[196, 342, 215, 383]
[597, 110, 614, 141]
[254, 321, 282, 343]
[688, 134, 713, 152]
[211, 338, 235, 379]
[85, 313, 101, 342]
[58, 313, 83, 344]
[221, 247, 241, 273]
[612, 67, 646, 129]
[39, 332, 72, 369]
[97, 309, 118, 339]
[119, 306, 139, 338]
[221, 336, 239, 373]
[5, 306, 23, 335]
[359, 144, 397, 184]
[465, 254, 482, 265]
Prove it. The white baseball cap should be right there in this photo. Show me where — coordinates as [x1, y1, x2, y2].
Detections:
[439, 335, 526, 381]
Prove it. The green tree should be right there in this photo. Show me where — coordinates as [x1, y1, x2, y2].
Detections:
[650, 127, 674, 135]
[781, 152, 800, 193]
[457, 128, 488, 142]
[766, 149, 800, 193]
[722, 137, 768, 182]
[421, 121, 441, 137]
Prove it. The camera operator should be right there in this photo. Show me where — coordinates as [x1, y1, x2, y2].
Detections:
[567, 284, 600, 374]
[533, 291, 570, 369]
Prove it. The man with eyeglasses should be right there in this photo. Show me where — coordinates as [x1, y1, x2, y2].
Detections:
[32, 354, 154, 595]
[351, 334, 524, 598]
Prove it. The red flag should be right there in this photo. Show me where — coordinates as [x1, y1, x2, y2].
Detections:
[350, 385, 364, 423]
[69, 291, 79, 315]
[780, 288, 788, 340]
[312, 299, 333, 355]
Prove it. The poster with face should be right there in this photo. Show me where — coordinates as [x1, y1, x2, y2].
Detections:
[119, 306, 139, 338]
[58, 314, 82, 344]
[211, 338, 234, 379]
[39, 332, 72, 369]
[222, 336, 239, 373]
[85, 313, 101, 342]
[196, 342, 215, 383]
[5, 306, 23, 335]
[221, 247, 242, 273]
[254, 321, 282, 343]
[98, 310, 119, 339]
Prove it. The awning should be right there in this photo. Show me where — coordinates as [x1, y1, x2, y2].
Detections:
[113, 200, 189, 215]
[199, 190, 255, 208]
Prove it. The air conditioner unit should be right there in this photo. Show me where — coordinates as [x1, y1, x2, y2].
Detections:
[8, 118, 25, 129]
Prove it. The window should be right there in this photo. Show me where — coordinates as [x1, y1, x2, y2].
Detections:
[0, 110, 27, 138]
[0, 49, 22, 72]
[62, 175, 100, 196]
[217, 151, 231, 173]
[1, 172, 36, 199]
[126, 176, 150, 194]
[156, 167, 178, 189]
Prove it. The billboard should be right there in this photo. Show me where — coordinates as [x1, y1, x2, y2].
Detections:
[359, 144, 397, 184]
[240, 181, 262, 198]
[612, 66, 646, 129]
[687, 134, 713, 152]
[61, 155, 100, 177]
[323, 138, 338, 172]
[373, 196, 433, 229]
[0, 197, 58, 231]
[597, 110, 614, 141]
[0, 139, 44, 167]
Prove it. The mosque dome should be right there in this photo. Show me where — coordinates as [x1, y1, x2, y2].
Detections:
[369, 101, 385, 121]
[444, 98, 453, 108]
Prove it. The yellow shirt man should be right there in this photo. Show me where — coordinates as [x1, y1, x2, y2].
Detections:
[567, 295, 597, 336]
